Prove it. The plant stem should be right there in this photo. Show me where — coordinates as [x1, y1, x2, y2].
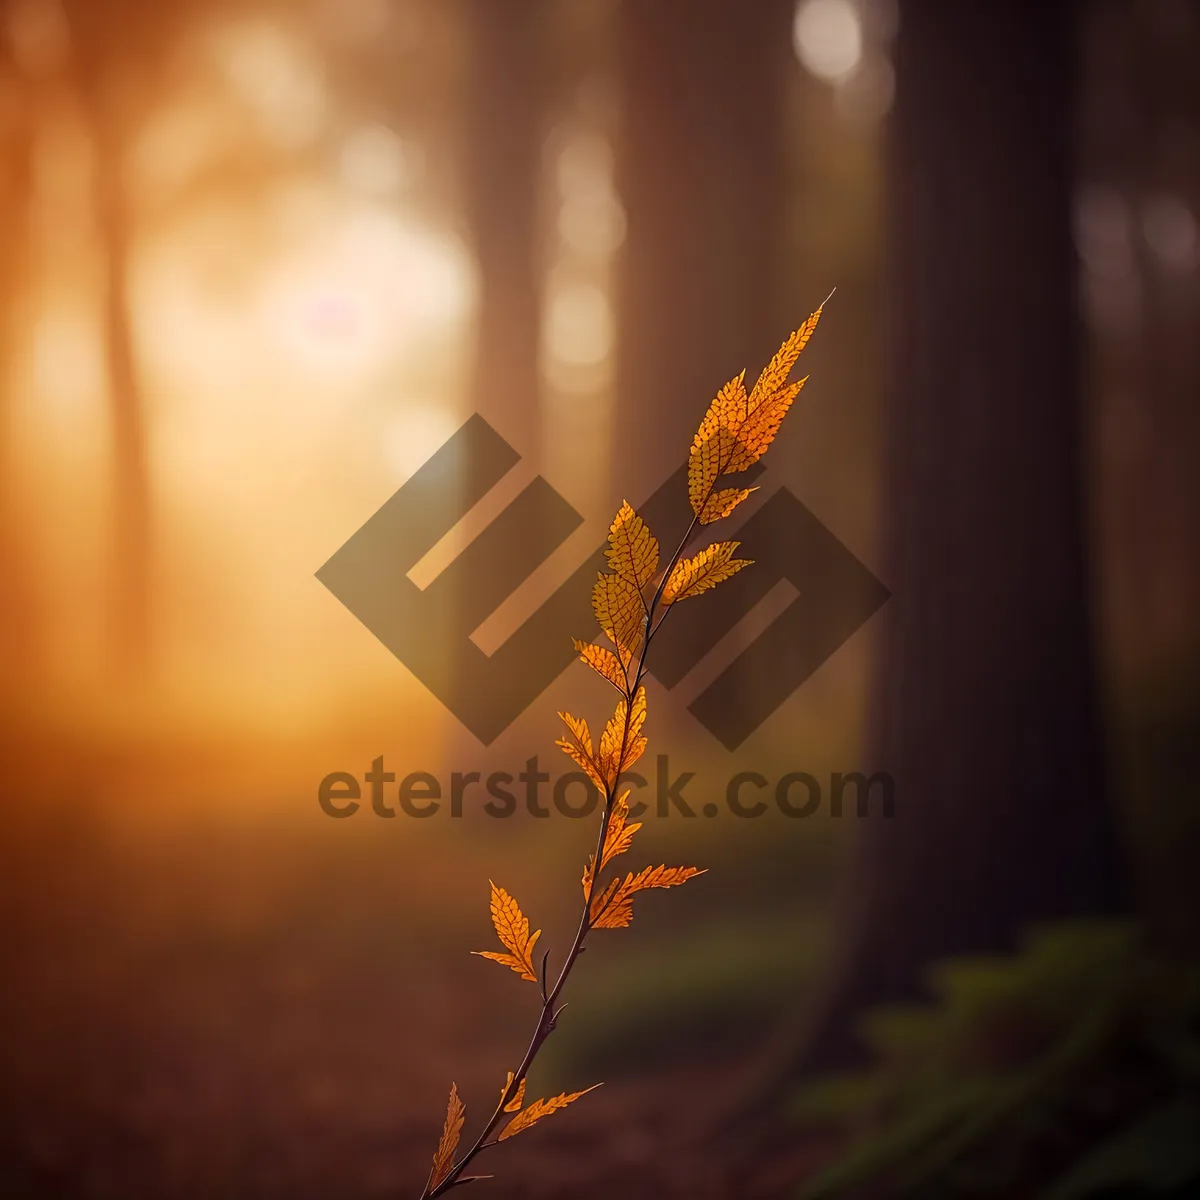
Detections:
[424, 672, 647, 1196]
[421, 478, 722, 1198]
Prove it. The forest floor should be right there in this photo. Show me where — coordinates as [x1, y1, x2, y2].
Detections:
[0, 801, 831, 1200]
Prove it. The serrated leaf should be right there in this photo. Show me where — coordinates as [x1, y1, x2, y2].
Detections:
[605, 501, 659, 588]
[662, 541, 752, 604]
[497, 1085, 601, 1141]
[572, 640, 626, 692]
[624, 863, 707, 894]
[499, 1072, 527, 1113]
[697, 485, 756, 525]
[688, 373, 745, 516]
[582, 789, 641, 895]
[471, 882, 541, 982]
[429, 1083, 464, 1191]
[591, 883, 634, 929]
[591, 864, 707, 929]
[686, 306, 825, 517]
[555, 710, 606, 790]
[597, 687, 648, 786]
[588, 875, 622, 923]
[473, 950, 538, 977]
[558, 710, 592, 759]
[591, 572, 644, 660]
[696, 369, 748, 442]
[724, 378, 806, 473]
[748, 304, 823, 408]
[602, 789, 641, 869]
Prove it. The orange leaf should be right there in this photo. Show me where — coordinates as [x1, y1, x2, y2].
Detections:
[471, 882, 541, 982]
[591, 886, 634, 929]
[591, 572, 644, 660]
[606, 501, 659, 588]
[497, 1085, 601, 1141]
[500, 1072, 527, 1113]
[747, 304, 824, 409]
[572, 640, 626, 692]
[591, 864, 707, 929]
[697, 485, 757, 525]
[597, 687, 648, 786]
[588, 875, 622, 923]
[686, 307, 826, 517]
[582, 789, 641, 896]
[428, 1083, 464, 1191]
[662, 541, 752, 604]
[622, 863, 708, 895]
[688, 373, 745, 516]
[558, 710, 592, 759]
[473, 950, 539, 979]
[724, 379, 806, 473]
[601, 789, 641, 870]
[555, 710, 606, 790]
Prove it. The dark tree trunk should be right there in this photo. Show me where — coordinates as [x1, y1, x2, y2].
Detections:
[0, 45, 36, 684]
[91, 114, 152, 675]
[439, 0, 546, 755]
[60, 0, 201, 677]
[614, 0, 794, 497]
[785, 0, 1125, 1079]
[462, 0, 544, 457]
[614, 0, 793, 732]
[1128, 5, 1200, 671]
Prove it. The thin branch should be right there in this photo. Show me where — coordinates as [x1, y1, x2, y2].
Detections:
[424, 455, 742, 1197]
[419, 299, 833, 1193]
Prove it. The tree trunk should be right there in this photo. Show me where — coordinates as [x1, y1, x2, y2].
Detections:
[462, 0, 544, 456]
[614, 0, 793, 496]
[0, 44, 36, 684]
[92, 113, 152, 676]
[57, 0, 155, 678]
[785, 0, 1125, 1080]
[615, 0, 793, 733]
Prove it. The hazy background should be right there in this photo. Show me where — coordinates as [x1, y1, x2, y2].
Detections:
[1, 1, 1198, 1197]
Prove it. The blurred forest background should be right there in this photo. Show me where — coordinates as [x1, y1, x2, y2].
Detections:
[1, 0, 1198, 1197]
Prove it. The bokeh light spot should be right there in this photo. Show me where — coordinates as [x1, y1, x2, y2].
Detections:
[793, 0, 864, 83]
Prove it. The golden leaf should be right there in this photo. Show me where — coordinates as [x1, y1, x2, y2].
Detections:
[747, 304, 824, 409]
[695, 369, 748, 442]
[596, 708, 621, 790]
[591, 864, 707, 929]
[724, 379, 806, 474]
[591, 572, 644, 660]
[572, 639, 626, 692]
[605, 501, 659, 589]
[497, 1085, 601, 1141]
[588, 875, 622, 924]
[558, 710, 592, 759]
[662, 541, 752, 604]
[686, 307, 825, 517]
[500, 1072, 527, 1114]
[555, 710, 606, 790]
[601, 789, 641, 870]
[697, 485, 757, 526]
[624, 863, 708, 894]
[597, 687, 648, 786]
[591, 885, 634, 929]
[582, 789, 641, 896]
[688, 373, 746, 516]
[429, 1083, 464, 1191]
[471, 882, 542, 982]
